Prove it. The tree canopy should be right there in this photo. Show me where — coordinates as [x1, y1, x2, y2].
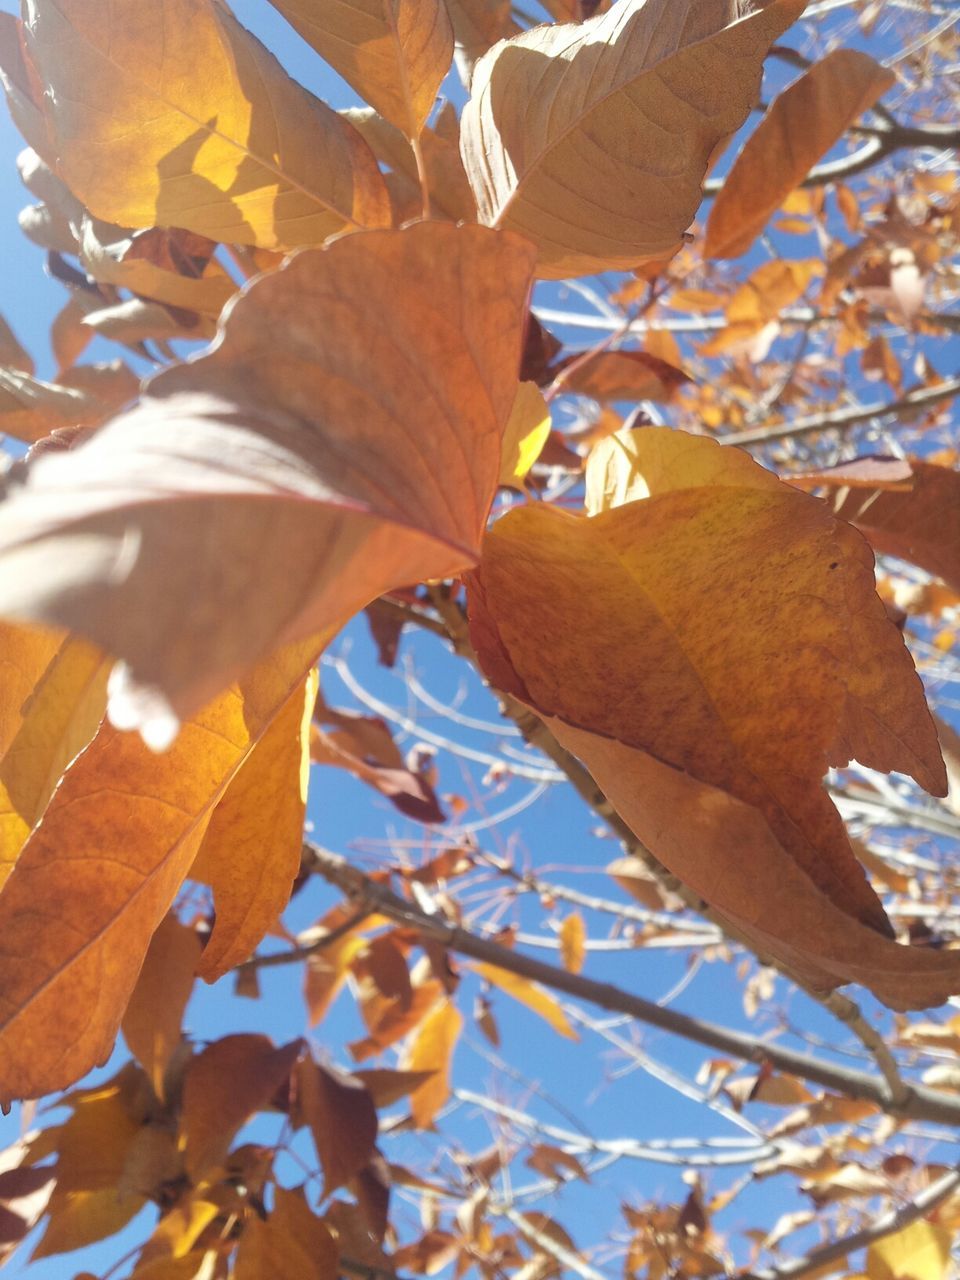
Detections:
[0, 1, 958, 1278]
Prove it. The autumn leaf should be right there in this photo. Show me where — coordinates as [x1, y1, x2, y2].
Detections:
[868, 1220, 952, 1280]
[0, 223, 535, 743]
[0, 635, 109, 888]
[499, 382, 552, 488]
[792, 457, 960, 593]
[234, 1185, 338, 1280]
[121, 913, 202, 1100]
[460, 0, 805, 277]
[548, 350, 690, 403]
[467, 429, 958, 1008]
[179, 1035, 302, 1179]
[705, 50, 896, 259]
[189, 668, 316, 980]
[269, 0, 454, 140]
[17, 0, 391, 249]
[0, 622, 62, 761]
[559, 913, 586, 974]
[295, 1056, 378, 1196]
[0, 638, 320, 1103]
[472, 963, 578, 1039]
[401, 998, 463, 1128]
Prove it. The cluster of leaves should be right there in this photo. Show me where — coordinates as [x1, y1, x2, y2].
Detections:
[0, 0, 956, 1278]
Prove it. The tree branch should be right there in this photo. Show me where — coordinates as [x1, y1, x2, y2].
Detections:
[301, 843, 960, 1128]
[721, 375, 960, 449]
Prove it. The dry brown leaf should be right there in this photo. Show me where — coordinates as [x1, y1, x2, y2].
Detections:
[121, 914, 203, 1101]
[235, 1186, 339, 1280]
[180, 1035, 302, 1179]
[793, 457, 960, 593]
[467, 429, 960, 1007]
[20, 0, 391, 248]
[444, 0, 519, 86]
[353, 1069, 438, 1109]
[0, 223, 535, 744]
[189, 669, 316, 980]
[0, 637, 320, 1103]
[270, 0, 453, 139]
[460, 0, 804, 277]
[296, 1057, 378, 1196]
[549, 350, 690, 403]
[705, 50, 896, 259]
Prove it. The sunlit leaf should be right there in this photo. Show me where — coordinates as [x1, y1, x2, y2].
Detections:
[269, 0, 453, 139]
[460, 0, 804, 277]
[472, 963, 578, 1039]
[234, 1185, 338, 1280]
[559, 913, 586, 975]
[705, 50, 896, 259]
[401, 998, 463, 1128]
[19, 0, 391, 248]
[499, 382, 551, 488]
[0, 223, 536, 743]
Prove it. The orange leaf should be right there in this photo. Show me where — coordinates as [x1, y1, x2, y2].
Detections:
[793, 457, 960, 593]
[472, 963, 578, 1040]
[549, 350, 690, 403]
[121, 913, 203, 1101]
[0, 637, 320, 1104]
[0, 224, 536, 742]
[179, 1035, 302, 1180]
[189, 668, 316, 980]
[559, 913, 586, 974]
[0, 622, 62, 761]
[467, 429, 958, 1008]
[296, 1056, 378, 1197]
[234, 1185, 338, 1280]
[705, 50, 896, 259]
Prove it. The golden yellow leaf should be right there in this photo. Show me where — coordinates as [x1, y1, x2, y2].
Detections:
[19, 0, 391, 249]
[122, 913, 203, 1100]
[179, 1034, 302, 1180]
[0, 637, 320, 1104]
[499, 382, 551, 488]
[350, 973, 444, 1060]
[460, 0, 804, 277]
[705, 50, 896, 259]
[401, 998, 463, 1128]
[189, 668, 316, 980]
[31, 1189, 143, 1260]
[270, 0, 453, 139]
[0, 622, 62, 761]
[0, 635, 108, 888]
[472, 963, 578, 1040]
[296, 1056, 378, 1196]
[234, 1186, 338, 1280]
[0, 224, 536, 742]
[559, 913, 586, 975]
[467, 429, 960, 1008]
[868, 1220, 952, 1280]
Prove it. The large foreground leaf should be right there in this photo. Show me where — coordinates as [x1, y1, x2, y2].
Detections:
[0, 223, 536, 744]
[0, 638, 320, 1103]
[460, 0, 805, 278]
[269, 0, 454, 139]
[19, 0, 391, 248]
[466, 430, 955, 1007]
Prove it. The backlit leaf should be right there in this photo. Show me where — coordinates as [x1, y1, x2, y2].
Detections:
[549, 350, 690, 403]
[121, 913, 203, 1100]
[401, 998, 463, 1128]
[868, 1221, 952, 1280]
[460, 0, 805, 277]
[189, 668, 316, 980]
[559, 913, 586, 974]
[269, 0, 454, 139]
[179, 1034, 302, 1179]
[0, 622, 62, 761]
[467, 429, 958, 1008]
[472, 963, 577, 1039]
[0, 223, 536, 743]
[234, 1185, 338, 1280]
[20, 0, 391, 248]
[0, 638, 320, 1103]
[499, 382, 551, 488]
[705, 50, 896, 259]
